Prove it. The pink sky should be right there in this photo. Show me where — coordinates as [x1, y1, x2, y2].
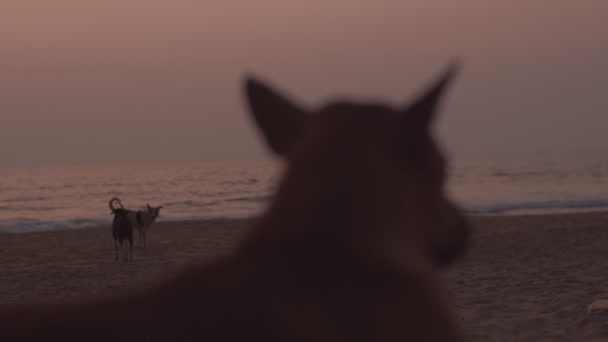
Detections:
[1, 0, 607, 165]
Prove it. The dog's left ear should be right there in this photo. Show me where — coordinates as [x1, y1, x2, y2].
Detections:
[146, 204, 151, 210]
[245, 77, 311, 157]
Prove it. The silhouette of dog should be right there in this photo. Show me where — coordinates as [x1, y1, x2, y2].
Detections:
[129, 204, 162, 249]
[109, 197, 133, 262]
[108, 197, 162, 249]
[0, 65, 469, 341]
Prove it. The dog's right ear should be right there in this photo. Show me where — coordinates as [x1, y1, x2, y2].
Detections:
[400, 62, 459, 137]
[245, 77, 310, 157]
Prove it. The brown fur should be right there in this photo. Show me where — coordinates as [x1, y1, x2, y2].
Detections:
[0, 65, 469, 341]
[128, 204, 162, 248]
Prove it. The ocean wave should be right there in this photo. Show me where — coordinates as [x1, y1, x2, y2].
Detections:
[224, 195, 272, 204]
[0, 217, 110, 234]
[218, 178, 260, 186]
[163, 200, 221, 207]
[492, 171, 544, 178]
[1, 196, 53, 204]
[0, 205, 59, 212]
[2, 156, 607, 233]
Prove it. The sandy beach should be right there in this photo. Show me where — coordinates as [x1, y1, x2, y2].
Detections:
[2, 212, 608, 340]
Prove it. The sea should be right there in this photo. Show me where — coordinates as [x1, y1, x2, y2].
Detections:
[1, 151, 607, 233]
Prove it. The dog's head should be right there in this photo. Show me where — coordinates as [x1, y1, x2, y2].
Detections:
[244, 64, 469, 267]
[146, 204, 163, 220]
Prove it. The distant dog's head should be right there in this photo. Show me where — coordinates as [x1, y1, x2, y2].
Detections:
[245, 64, 469, 267]
[146, 204, 163, 220]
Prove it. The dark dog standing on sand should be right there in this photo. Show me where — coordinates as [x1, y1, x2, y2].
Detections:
[0, 65, 469, 341]
[109, 197, 133, 262]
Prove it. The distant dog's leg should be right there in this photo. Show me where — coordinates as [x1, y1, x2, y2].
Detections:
[121, 241, 126, 263]
[114, 238, 118, 261]
[129, 236, 133, 262]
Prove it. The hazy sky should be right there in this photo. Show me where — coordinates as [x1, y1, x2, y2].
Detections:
[1, 0, 607, 165]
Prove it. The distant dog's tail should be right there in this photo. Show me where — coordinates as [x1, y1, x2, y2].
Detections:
[109, 197, 125, 214]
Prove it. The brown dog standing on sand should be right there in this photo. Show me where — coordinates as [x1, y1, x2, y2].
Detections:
[0, 65, 469, 341]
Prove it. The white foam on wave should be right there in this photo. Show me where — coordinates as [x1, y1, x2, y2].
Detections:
[461, 194, 608, 215]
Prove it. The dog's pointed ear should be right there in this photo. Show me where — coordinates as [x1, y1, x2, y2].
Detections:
[146, 204, 151, 210]
[401, 62, 459, 133]
[245, 77, 310, 157]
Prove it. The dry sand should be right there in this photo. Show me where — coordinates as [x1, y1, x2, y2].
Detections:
[2, 212, 608, 340]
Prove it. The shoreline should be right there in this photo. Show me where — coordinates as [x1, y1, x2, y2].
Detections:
[471, 206, 608, 217]
[3, 208, 608, 235]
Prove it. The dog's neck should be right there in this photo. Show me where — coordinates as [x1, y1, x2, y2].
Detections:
[245, 154, 432, 273]
[139, 210, 157, 223]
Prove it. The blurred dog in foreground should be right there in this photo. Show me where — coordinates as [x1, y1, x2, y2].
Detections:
[0, 65, 469, 341]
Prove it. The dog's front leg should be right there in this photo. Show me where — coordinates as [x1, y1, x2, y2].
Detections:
[129, 237, 133, 262]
